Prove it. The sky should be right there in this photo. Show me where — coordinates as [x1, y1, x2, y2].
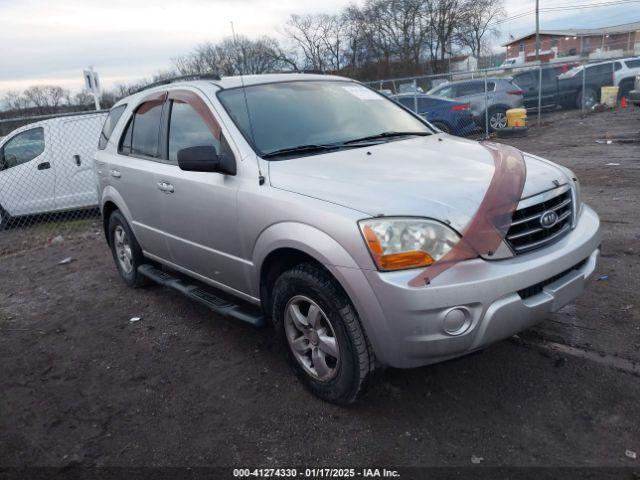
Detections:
[0, 0, 637, 97]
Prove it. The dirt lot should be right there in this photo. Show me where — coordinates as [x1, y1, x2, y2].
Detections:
[1, 107, 639, 471]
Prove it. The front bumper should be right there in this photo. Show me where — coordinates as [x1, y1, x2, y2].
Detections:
[629, 89, 640, 106]
[346, 205, 601, 368]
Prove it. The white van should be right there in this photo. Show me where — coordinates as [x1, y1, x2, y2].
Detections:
[0, 112, 106, 228]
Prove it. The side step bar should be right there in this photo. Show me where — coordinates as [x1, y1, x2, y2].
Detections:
[138, 264, 265, 327]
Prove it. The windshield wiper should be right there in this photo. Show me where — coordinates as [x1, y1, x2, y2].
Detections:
[261, 132, 430, 159]
[261, 144, 345, 159]
[342, 131, 431, 145]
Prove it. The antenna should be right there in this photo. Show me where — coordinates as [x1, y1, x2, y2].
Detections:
[231, 21, 265, 186]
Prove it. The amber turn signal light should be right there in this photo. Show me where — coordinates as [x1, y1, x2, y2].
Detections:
[362, 225, 434, 271]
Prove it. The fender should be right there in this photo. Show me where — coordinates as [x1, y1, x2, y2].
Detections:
[250, 221, 392, 364]
[251, 222, 362, 295]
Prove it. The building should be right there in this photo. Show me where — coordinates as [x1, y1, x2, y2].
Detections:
[502, 21, 640, 65]
[449, 55, 478, 72]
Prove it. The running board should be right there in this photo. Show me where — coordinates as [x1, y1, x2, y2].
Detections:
[138, 264, 265, 327]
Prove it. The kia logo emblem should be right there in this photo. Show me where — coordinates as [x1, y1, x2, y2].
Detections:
[539, 210, 559, 229]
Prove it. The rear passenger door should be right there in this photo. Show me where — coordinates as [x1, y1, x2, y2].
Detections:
[513, 72, 537, 109]
[454, 81, 488, 118]
[107, 93, 171, 260]
[154, 89, 244, 293]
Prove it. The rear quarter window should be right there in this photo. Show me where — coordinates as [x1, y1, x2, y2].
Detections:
[98, 105, 126, 150]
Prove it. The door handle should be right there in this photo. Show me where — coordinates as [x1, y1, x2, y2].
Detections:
[37, 162, 51, 170]
[157, 181, 174, 193]
[73, 154, 81, 166]
[110, 169, 121, 178]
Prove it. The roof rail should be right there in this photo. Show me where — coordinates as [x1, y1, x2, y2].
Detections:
[132, 73, 221, 94]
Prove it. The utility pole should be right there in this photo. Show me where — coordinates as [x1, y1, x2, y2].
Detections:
[535, 0, 542, 126]
[535, 0, 540, 62]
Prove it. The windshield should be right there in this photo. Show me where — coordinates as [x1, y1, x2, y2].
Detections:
[217, 80, 431, 157]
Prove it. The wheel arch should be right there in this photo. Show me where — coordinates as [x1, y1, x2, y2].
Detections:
[100, 186, 135, 246]
[252, 221, 371, 316]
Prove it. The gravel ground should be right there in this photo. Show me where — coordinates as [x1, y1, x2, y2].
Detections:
[0, 107, 639, 471]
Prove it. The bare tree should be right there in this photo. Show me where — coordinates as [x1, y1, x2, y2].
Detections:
[174, 35, 296, 77]
[455, 0, 504, 59]
[21, 85, 69, 114]
[426, 0, 463, 72]
[285, 14, 347, 71]
[2, 90, 30, 113]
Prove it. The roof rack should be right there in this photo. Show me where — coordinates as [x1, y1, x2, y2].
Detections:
[132, 73, 221, 94]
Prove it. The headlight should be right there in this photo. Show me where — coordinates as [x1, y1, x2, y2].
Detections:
[572, 175, 583, 218]
[359, 218, 460, 271]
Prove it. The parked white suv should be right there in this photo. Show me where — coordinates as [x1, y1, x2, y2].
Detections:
[0, 112, 106, 228]
[97, 74, 601, 404]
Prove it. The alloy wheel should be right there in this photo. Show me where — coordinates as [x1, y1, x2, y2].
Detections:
[114, 225, 133, 274]
[490, 111, 507, 130]
[284, 295, 340, 382]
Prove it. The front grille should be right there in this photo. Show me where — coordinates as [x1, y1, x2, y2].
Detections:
[517, 258, 588, 299]
[506, 189, 573, 254]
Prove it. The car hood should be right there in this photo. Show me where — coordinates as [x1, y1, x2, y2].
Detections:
[268, 134, 571, 233]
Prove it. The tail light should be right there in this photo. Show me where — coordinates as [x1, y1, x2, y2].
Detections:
[451, 103, 470, 111]
[507, 89, 524, 95]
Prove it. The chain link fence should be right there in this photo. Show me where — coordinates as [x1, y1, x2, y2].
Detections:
[365, 39, 639, 138]
[0, 110, 107, 234]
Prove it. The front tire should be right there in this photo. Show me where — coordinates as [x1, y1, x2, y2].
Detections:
[271, 263, 377, 404]
[108, 210, 149, 287]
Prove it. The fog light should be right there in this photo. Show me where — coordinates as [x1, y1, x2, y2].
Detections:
[442, 307, 471, 335]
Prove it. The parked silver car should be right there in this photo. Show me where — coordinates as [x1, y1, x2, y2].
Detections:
[97, 74, 600, 404]
[427, 78, 524, 131]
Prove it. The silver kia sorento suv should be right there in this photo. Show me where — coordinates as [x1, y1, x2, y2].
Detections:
[96, 73, 601, 404]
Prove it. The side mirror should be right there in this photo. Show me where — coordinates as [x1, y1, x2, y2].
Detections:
[177, 146, 220, 172]
[177, 145, 236, 175]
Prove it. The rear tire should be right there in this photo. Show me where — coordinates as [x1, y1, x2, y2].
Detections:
[576, 88, 597, 109]
[108, 210, 149, 288]
[487, 107, 508, 132]
[271, 263, 377, 404]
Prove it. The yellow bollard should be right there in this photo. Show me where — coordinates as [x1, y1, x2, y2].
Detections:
[506, 108, 527, 128]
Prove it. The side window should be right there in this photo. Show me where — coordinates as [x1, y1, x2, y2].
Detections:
[625, 59, 640, 68]
[434, 85, 454, 98]
[0, 127, 45, 170]
[457, 82, 485, 96]
[118, 100, 163, 158]
[98, 105, 126, 150]
[167, 100, 221, 163]
[515, 72, 534, 87]
[614, 62, 623, 71]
